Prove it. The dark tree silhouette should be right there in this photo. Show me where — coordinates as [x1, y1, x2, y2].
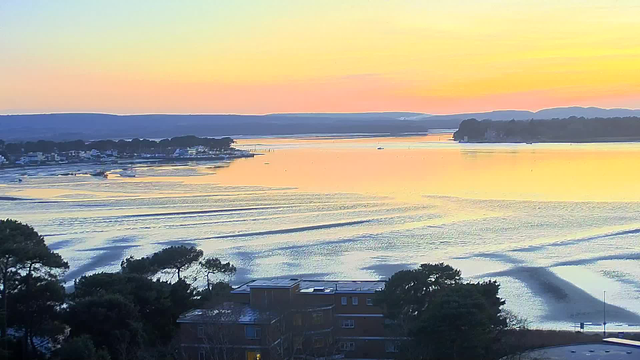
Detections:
[0, 219, 68, 358]
[200, 257, 236, 291]
[53, 335, 111, 360]
[120, 256, 157, 278]
[415, 282, 506, 360]
[66, 295, 144, 360]
[151, 246, 204, 281]
[376, 263, 461, 321]
[376, 263, 506, 360]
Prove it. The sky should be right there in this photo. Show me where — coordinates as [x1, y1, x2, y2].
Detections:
[1, 0, 640, 115]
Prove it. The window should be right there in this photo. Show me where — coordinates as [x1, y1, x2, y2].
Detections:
[294, 336, 303, 349]
[199, 350, 206, 360]
[245, 326, 261, 339]
[197, 325, 205, 338]
[312, 312, 323, 324]
[366, 298, 373, 306]
[385, 341, 400, 353]
[341, 296, 347, 305]
[339, 342, 356, 351]
[341, 319, 355, 328]
[313, 337, 325, 348]
[293, 313, 302, 326]
[352, 296, 358, 305]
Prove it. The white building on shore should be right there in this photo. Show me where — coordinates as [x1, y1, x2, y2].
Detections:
[26, 152, 45, 163]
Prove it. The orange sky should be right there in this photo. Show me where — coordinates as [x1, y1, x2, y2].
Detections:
[1, 1, 639, 114]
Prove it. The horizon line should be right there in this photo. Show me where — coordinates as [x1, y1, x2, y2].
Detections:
[2, 105, 640, 117]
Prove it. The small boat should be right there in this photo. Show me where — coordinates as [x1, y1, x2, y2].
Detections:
[119, 169, 136, 178]
[377, 147, 384, 150]
[91, 170, 108, 178]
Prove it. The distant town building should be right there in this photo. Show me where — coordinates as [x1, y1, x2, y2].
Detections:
[25, 152, 45, 163]
[1, 137, 250, 166]
[187, 146, 206, 156]
[174, 149, 189, 157]
[45, 153, 61, 162]
[0, 155, 6, 165]
[178, 279, 399, 360]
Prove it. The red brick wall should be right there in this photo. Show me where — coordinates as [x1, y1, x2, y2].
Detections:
[179, 320, 284, 360]
[334, 293, 382, 314]
[250, 288, 294, 310]
[334, 315, 386, 338]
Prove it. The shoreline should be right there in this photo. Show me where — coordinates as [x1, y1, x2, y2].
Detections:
[459, 137, 640, 144]
[0, 152, 256, 171]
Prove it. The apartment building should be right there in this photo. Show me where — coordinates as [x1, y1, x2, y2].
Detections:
[178, 278, 402, 360]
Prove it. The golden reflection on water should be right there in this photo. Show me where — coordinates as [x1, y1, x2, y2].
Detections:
[7, 134, 640, 203]
[209, 134, 640, 203]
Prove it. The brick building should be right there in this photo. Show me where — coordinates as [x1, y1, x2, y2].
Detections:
[178, 278, 402, 360]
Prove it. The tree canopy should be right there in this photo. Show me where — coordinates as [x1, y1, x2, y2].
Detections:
[67, 294, 143, 360]
[1, 219, 236, 360]
[376, 263, 507, 360]
[54, 335, 111, 360]
[415, 282, 506, 360]
[376, 263, 461, 322]
[0, 219, 69, 359]
[200, 257, 236, 291]
[150, 246, 203, 281]
[121, 245, 204, 281]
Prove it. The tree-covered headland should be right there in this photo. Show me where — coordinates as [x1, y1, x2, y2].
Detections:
[454, 117, 640, 142]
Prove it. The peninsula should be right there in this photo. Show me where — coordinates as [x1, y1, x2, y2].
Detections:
[0, 135, 252, 168]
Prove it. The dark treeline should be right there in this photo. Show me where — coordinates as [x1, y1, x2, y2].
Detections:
[0, 136, 234, 155]
[375, 263, 515, 360]
[0, 219, 235, 360]
[453, 116, 640, 142]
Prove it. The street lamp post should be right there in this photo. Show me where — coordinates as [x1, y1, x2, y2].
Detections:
[603, 290, 607, 337]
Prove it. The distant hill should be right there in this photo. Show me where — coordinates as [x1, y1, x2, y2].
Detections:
[265, 112, 425, 119]
[1, 107, 639, 141]
[414, 107, 640, 121]
[0, 113, 435, 141]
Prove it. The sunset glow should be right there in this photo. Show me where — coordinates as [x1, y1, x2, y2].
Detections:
[2, 0, 640, 114]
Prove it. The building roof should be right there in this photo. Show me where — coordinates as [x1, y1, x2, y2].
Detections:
[231, 278, 385, 294]
[246, 278, 301, 289]
[177, 302, 280, 324]
[520, 343, 637, 360]
[604, 338, 640, 348]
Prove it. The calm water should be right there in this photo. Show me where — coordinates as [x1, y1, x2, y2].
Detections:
[2, 134, 640, 330]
